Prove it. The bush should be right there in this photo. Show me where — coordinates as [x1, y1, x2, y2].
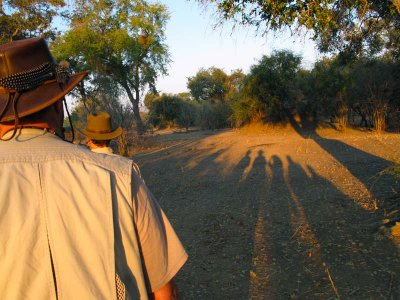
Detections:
[230, 95, 265, 126]
[195, 102, 232, 129]
[231, 50, 301, 125]
[147, 94, 196, 129]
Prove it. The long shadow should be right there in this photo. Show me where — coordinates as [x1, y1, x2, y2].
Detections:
[246, 152, 400, 299]
[287, 115, 397, 218]
[133, 136, 253, 299]
[244, 153, 325, 299]
[245, 153, 293, 299]
[131, 127, 399, 299]
[285, 156, 400, 299]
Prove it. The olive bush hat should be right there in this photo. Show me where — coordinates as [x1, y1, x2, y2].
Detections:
[80, 112, 122, 140]
[0, 37, 88, 122]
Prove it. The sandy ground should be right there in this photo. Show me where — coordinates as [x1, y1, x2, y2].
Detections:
[132, 124, 400, 300]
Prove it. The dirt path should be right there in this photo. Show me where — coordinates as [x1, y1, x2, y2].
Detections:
[133, 126, 400, 299]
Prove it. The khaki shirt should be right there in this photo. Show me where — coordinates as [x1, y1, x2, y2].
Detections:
[0, 129, 187, 300]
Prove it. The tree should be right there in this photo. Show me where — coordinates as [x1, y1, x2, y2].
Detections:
[144, 91, 160, 111]
[233, 50, 301, 124]
[0, 0, 65, 43]
[53, 0, 170, 133]
[187, 67, 239, 129]
[302, 57, 351, 128]
[348, 58, 399, 131]
[195, 0, 400, 59]
[147, 93, 196, 130]
[224, 69, 245, 103]
[187, 67, 228, 103]
[177, 93, 197, 131]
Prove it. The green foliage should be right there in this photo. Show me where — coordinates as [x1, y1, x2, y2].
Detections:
[195, 101, 232, 130]
[196, 0, 400, 59]
[144, 92, 160, 111]
[147, 94, 196, 129]
[179, 97, 197, 131]
[187, 67, 245, 103]
[0, 0, 65, 43]
[232, 50, 302, 124]
[230, 94, 265, 127]
[300, 57, 350, 122]
[224, 69, 246, 103]
[183, 52, 398, 132]
[294, 69, 317, 118]
[146, 92, 232, 130]
[186, 67, 244, 129]
[52, 0, 170, 132]
[187, 67, 228, 102]
[347, 58, 399, 131]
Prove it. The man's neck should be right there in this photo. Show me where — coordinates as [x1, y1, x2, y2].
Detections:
[0, 123, 53, 138]
[87, 139, 110, 150]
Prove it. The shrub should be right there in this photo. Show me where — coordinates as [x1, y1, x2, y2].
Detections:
[147, 94, 196, 129]
[195, 102, 232, 129]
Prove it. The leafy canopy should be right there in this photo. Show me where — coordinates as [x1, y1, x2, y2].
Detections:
[233, 50, 302, 123]
[0, 0, 65, 43]
[146, 93, 196, 129]
[55, 0, 170, 85]
[187, 67, 228, 102]
[196, 0, 400, 58]
[53, 0, 170, 131]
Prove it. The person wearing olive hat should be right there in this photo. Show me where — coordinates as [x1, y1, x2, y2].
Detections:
[80, 111, 123, 154]
[0, 38, 187, 300]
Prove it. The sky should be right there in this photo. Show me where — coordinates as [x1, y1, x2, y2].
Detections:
[155, 0, 321, 95]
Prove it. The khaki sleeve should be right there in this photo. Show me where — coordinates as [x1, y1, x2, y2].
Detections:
[131, 166, 188, 292]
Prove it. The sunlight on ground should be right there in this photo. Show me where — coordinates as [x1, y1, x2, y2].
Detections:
[181, 131, 392, 297]
[187, 130, 378, 212]
[135, 126, 400, 299]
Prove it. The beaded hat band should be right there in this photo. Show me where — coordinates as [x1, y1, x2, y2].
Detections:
[0, 61, 69, 92]
[0, 37, 87, 123]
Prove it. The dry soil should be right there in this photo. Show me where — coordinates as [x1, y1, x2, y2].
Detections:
[132, 124, 400, 300]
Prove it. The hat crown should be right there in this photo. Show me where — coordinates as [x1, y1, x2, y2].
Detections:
[86, 112, 113, 132]
[0, 37, 87, 123]
[0, 38, 55, 79]
[80, 111, 122, 140]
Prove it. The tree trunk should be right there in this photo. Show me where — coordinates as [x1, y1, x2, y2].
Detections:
[76, 82, 91, 113]
[337, 102, 348, 131]
[120, 80, 145, 134]
[133, 86, 145, 133]
[373, 104, 388, 132]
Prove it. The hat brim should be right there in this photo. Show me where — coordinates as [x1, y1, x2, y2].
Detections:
[79, 126, 123, 140]
[0, 71, 88, 122]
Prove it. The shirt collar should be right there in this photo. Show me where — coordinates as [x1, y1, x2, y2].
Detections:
[2, 128, 62, 142]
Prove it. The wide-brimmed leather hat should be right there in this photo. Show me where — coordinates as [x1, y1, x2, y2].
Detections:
[80, 112, 122, 140]
[0, 37, 87, 122]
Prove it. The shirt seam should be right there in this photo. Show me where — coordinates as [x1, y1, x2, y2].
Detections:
[0, 152, 132, 177]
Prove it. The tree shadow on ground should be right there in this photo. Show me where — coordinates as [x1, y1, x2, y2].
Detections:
[287, 116, 398, 215]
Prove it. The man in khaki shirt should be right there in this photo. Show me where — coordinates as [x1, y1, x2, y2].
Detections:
[0, 38, 187, 299]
